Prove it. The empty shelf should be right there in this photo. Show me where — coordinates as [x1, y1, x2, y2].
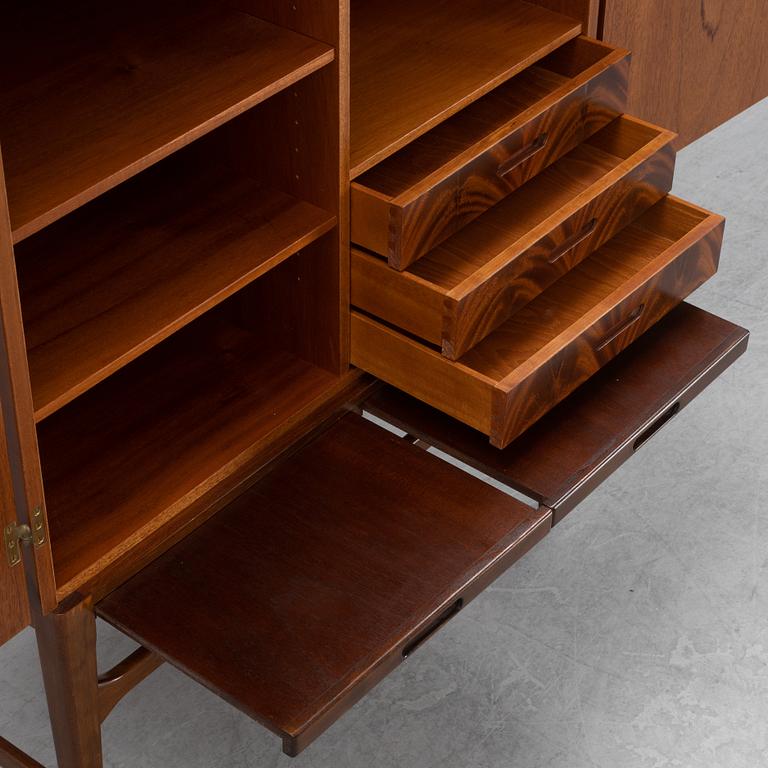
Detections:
[0, 2, 334, 240]
[16, 157, 335, 420]
[38, 312, 338, 596]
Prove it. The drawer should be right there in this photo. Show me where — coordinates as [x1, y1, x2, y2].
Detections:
[351, 36, 629, 269]
[97, 412, 550, 756]
[352, 196, 724, 448]
[365, 303, 749, 524]
[353, 115, 676, 359]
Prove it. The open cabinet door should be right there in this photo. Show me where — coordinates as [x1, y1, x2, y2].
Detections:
[0, 397, 29, 644]
[0, 146, 57, 645]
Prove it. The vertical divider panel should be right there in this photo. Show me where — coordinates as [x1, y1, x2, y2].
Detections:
[213, 1, 350, 374]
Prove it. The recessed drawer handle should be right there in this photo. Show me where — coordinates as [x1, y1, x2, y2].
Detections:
[595, 303, 646, 352]
[496, 132, 549, 178]
[633, 401, 681, 451]
[402, 598, 464, 659]
[548, 218, 598, 264]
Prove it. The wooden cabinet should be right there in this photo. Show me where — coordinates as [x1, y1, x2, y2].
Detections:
[0, 1, 750, 766]
[599, 0, 768, 147]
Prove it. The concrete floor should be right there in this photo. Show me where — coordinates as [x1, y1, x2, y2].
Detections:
[1, 98, 766, 767]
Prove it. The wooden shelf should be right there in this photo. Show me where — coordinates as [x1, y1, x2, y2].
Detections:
[16, 157, 335, 421]
[350, 0, 581, 177]
[0, 2, 335, 241]
[97, 413, 549, 756]
[37, 310, 338, 597]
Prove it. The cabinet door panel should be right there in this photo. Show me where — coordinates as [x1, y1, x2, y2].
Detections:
[0, 147, 57, 643]
[601, 0, 768, 146]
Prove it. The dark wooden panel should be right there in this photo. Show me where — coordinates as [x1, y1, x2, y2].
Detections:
[352, 36, 627, 269]
[600, 0, 768, 147]
[365, 303, 749, 523]
[350, 0, 580, 176]
[0, 1, 334, 241]
[98, 414, 550, 756]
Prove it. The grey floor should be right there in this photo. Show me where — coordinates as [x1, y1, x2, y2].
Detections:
[2, 98, 767, 767]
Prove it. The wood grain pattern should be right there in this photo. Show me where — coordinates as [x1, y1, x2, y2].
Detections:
[351, 196, 724, 448]
[78, 370, 371, 606]
[15, 154, 335, 421]
[0, 397, 29, 645]
[232, 0, 344, 45]
[365, 303, 749, 523]
[187, 2, 352, 375]
[35, 595, 102, 768]
[352, 36, 628, 268]
[204, 36, 349, 375]
[97, 413, 551, 756]
[0, 736, 45, 768]
[352, 115, 676, 358]
[600, 0, 768, 147]
[37, 304, 338, 597]
[0, 2, 334, 241]
[350, 0, 580, 177]
[0, 149, 56, 619]
[529, 0, 599, 34]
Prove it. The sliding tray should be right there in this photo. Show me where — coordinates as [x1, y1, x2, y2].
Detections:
[352, 196, 724, 448]
[97, 413, 550, 756]
[352, 36, 628, 269]
[353, 115, 675, 358]
[365, 303, 749, 524]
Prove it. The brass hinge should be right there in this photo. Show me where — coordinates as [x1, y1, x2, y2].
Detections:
[4, 506, 46, 567]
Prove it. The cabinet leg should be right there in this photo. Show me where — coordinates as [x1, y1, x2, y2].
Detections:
[35, 595, 103, 768]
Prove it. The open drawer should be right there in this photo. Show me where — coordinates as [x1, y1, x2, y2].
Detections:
[352, 195, 724, 448]
[364, 303, 749, 523]
[351, 36, 629, 269]
[96, 412, 550, 756]
[353, 115, 676, 359]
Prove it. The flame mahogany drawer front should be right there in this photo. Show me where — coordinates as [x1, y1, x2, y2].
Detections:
[351, 36, 629, 270]
[351, 196, 724, 449]
[352, 115, 676, 359]
[365, 303, 749, 524]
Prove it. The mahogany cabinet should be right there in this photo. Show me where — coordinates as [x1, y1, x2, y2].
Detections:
[0, 2, 749, 766]
[598, 0, 768, 147]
